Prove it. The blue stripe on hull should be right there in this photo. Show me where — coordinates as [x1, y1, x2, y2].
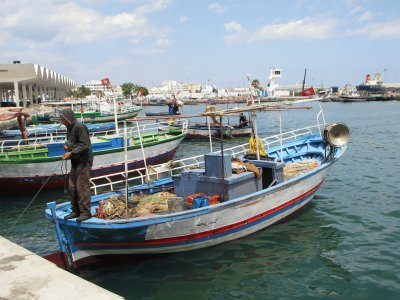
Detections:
[70, 180, 322, 253]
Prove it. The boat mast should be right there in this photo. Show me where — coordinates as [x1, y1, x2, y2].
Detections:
[302, 68, 307, 94]
[123, 121, 129, 217]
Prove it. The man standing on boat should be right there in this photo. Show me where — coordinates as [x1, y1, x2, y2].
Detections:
[168, 95, 180, 115]
[60, 108, 93, 222]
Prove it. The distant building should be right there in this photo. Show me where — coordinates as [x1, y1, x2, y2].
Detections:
[148, 80, 216, 100]
[83, 80, 122, 97]
[0, 62, 76, 107]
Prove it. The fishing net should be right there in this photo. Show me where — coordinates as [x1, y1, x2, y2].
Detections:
[98, 191, 180, 220]
[283, 159, 320, 180]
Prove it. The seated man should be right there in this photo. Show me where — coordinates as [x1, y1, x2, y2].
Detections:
[238, 113, 248, 128]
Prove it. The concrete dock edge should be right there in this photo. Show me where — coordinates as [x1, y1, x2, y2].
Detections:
[0, 236, 123, 299]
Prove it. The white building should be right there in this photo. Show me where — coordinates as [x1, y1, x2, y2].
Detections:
[148, 80, 217, 100]
[83, 80, 122, 97]
[0, 62, 76, 106]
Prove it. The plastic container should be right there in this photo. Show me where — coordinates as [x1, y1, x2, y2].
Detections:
[186, 193, 206, 204]
[192, 196, 210, 209]
[208, 195, 220, 205]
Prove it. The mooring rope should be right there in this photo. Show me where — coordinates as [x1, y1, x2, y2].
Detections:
[7, 159, 64, 234]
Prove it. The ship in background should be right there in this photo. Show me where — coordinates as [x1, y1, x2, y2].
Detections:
[356, 69, 400, 93]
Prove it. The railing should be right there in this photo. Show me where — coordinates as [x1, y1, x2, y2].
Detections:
[89, 123, 324, 195]
[0, 120, 188, 153]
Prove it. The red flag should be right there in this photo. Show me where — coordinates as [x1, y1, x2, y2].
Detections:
[137, 88, 142, 97]
[101, 78, 110, 86]
[300, 87, 315, 96]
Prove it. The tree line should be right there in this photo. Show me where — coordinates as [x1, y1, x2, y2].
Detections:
[66, 82, 149, 99]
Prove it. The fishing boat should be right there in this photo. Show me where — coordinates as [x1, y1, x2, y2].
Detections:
[0, 121, 187, 191]
[161, 120, 252, 139]
[338, 95, 369, 102]
[36, 101, 142, 124]
[45, 104, 350, 268]
[0, 122, 116, 139]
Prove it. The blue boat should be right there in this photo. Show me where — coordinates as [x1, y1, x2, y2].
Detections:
[45, 105, 350, 268]
[0, 122, 116, 139]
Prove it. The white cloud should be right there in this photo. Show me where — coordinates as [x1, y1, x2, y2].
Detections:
[346, 20, 400, 39]
[136, 0, 173, 14]
[209, 3, 227, 14]
[0, 0, 173, 48]
[358, 11, 372, 22]
[179, 16, 188, 23]
[224, 22, 244, 32]
[156, 38, 171, 47]
[224, 17, 337, 45]
[130, 47, 164, 55]
[224, 21, 245, 45]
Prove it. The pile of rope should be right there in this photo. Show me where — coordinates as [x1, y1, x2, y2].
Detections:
[283, 159, 320, 180]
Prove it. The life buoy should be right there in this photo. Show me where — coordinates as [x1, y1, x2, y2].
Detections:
[90, 114, 95, 119]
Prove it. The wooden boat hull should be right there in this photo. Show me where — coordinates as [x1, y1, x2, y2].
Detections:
[0, 135, 184, 191]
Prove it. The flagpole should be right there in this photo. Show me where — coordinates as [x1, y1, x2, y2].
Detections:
[102, 78, 119, 136]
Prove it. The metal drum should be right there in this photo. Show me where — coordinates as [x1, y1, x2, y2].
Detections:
[323, 122, 350, 147]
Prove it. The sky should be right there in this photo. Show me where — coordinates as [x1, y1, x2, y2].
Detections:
[1, 0, 400, 89]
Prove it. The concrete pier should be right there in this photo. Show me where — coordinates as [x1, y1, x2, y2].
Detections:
[0, 236, 123, 299]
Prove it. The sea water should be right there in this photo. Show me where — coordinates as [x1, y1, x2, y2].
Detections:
[1, 101, 399, 299]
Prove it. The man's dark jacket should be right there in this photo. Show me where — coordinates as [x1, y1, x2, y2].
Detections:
[60, 108, 93, 167]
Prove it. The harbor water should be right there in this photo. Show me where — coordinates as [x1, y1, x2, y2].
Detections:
[1, 101, 399, 299]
